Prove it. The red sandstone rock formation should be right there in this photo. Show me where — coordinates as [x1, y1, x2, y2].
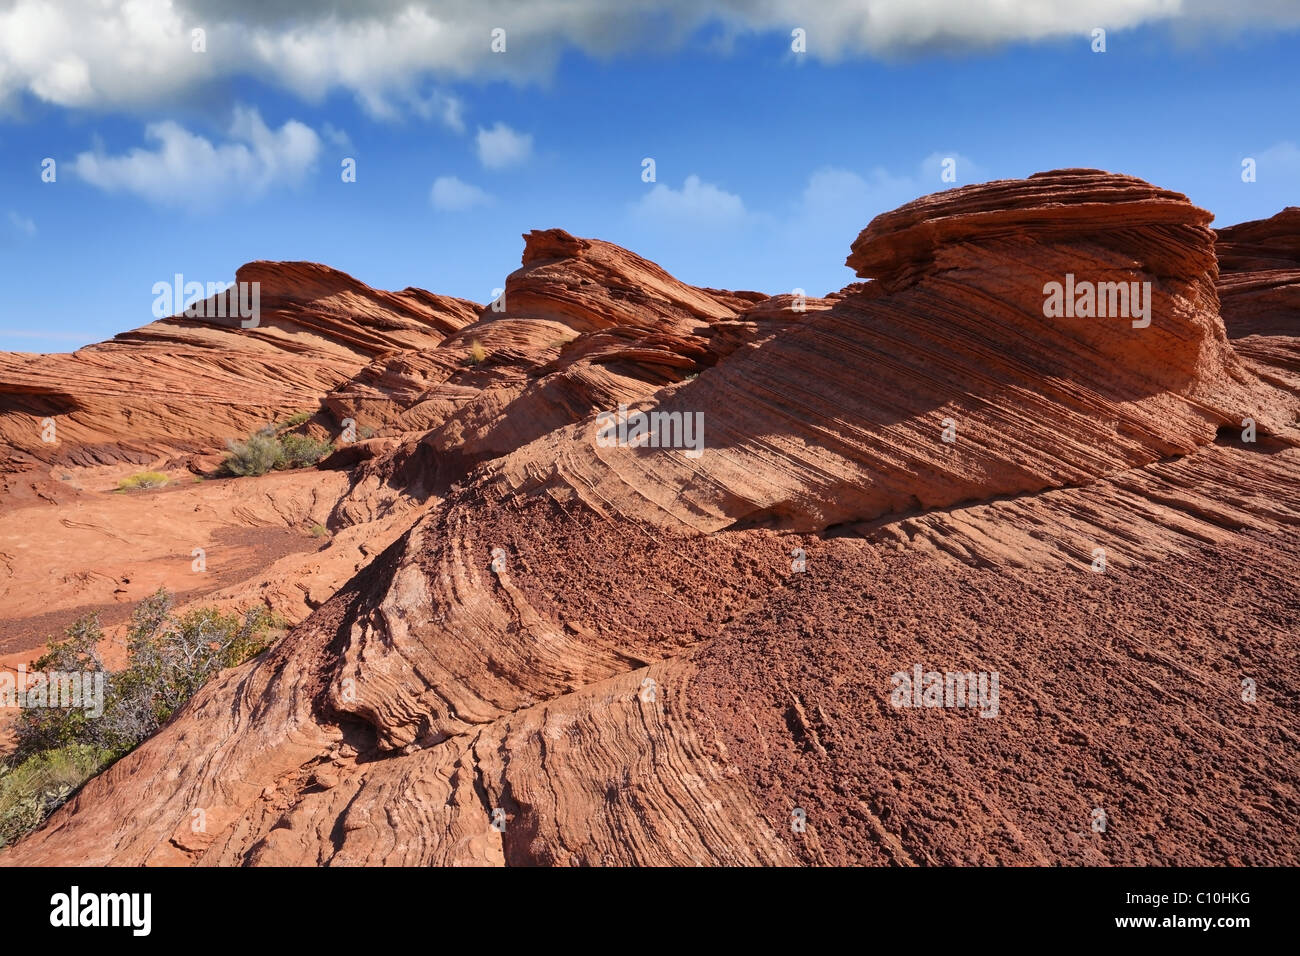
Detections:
[325, 228, 811, 504]
[1216, 207, 1300, 390]
[0, 263, 478, 647]
[0, 261, 478, 477]
[2, 171, 1298, 867]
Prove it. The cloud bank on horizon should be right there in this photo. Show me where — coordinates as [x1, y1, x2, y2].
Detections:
[2, 0, 1299, 116]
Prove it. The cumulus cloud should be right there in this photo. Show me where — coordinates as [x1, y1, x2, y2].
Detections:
[71, 106, 321, 208]
[0, 328, 100, 347]
[797, 152, 983, 226]
[633, 174, 749, 226]
[320, 122, 353, 149]
[8, 210, 36, 236]
[476, 122, 532, 169]
[3, 1, 1297, 115]
[409, 89, 465, 132]
[430, 174, 494, 210]
[1256, 140, 1300, 174]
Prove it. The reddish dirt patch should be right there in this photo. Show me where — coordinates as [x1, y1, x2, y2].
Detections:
[1, 524, 321, 656]
[685, 529, 1300, 866]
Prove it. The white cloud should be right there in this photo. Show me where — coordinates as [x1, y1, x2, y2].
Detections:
[8, 210, 36, 236]
[71, 106, 321, 208]
[6, 2, 1297, 115]
[1257, 141, 1300, 173]
[411, 90, 465, 132]
[800, 168, 880, 215]
[476, 122, 532, 169]
[633, 174, 749, 226]
[797, 153, 983, 225]
[321, 122, 353, 150]
[0, 328, 96, 344]
[431, 175, 494, 210]
[782, 154, 987, 289]
[918, 151, 985, 185]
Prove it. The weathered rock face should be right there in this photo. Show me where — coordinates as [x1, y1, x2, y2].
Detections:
[0, 262, 478, 653]
[0, 261, 478, 474]
[1216, 207, 1300, 273]
[4, 173, 1299, 868]
[484, 170, 1297, 533]
[325, 228, 811, 505]
[1216, 207, 1300, 389]
[506, 228, 761, 331]
[324, 228, 770, 439]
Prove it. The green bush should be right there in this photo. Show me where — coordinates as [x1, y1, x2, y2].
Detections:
[221, 425, 331, 476]
[117, 471, 168, 492]
[277, 433, 332, 469]
[0, 744, 112, 848]
[2, 590, 283, 846]
[15, 591, 282, 760]
[222, 431, 283, 476]
[15, 616, 106, 756]
[279, 411, 312, 428]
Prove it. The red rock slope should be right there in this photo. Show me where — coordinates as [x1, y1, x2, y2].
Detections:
[325, 228, 819, 505]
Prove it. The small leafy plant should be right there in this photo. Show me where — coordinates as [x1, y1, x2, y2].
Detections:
[221, 423, 332, 477]
[0, 590, 283, 847]
[116, 471, 168, 492]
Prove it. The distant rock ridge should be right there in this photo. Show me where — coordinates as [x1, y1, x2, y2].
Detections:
[1216, 208, 1300, 390]
[0, 262, 479, 473]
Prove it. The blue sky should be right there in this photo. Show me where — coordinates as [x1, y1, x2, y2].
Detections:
[1, 1, 1298, 352]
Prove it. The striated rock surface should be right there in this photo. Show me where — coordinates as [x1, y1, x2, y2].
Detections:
[0, 261, 479, 474]
[1216, 207, 1300, 389]
[326, 229, 809, 504]
[482, 170, 1297, 534]
[323, 228, 769, 441]
[0, 263, 478, 654]
[3, 172, 1299, 867]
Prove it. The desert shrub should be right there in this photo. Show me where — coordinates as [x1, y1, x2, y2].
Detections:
[99, 592, 280, 751]
[14, 615, 107, 756]
[277, 433, 332, 469]
[2, 590, 282, 846]
[222, 431, 283, 476]
[465, 339, 487, 366]
[0, 744, 112, 848]
[221, 424, 331, 476]
[309, 523, 328, 538]
[15, 591, 281, 760]
[279, 411, 312, 428]
[117, 471, 168, 492]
